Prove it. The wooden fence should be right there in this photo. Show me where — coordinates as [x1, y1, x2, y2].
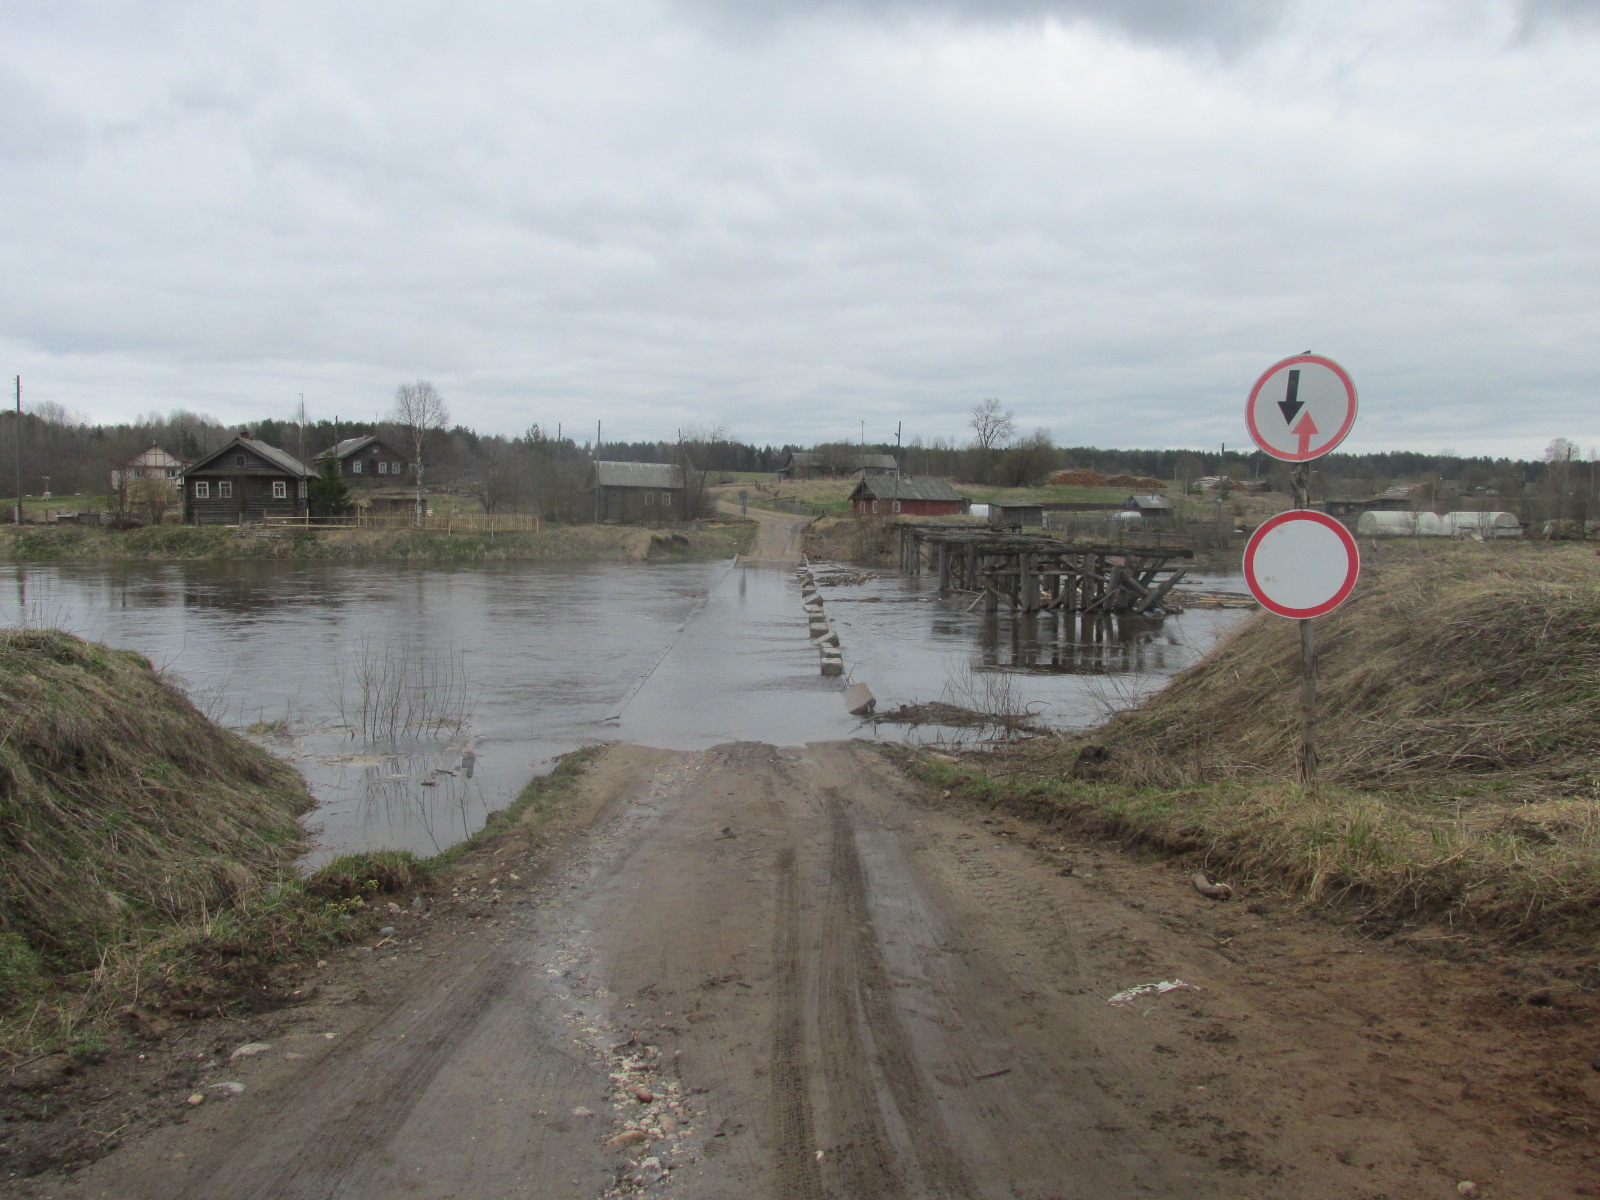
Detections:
[265, 512, 541, 533]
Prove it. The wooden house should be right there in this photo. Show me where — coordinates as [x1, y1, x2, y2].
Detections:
[849, 475, 964, 517]
[778, 451, 825, 480]
[988, 502, 1045, 530]
[181, 433, 313, 525]
[318, 435, 412, 486]
[593, 461, 684, 526]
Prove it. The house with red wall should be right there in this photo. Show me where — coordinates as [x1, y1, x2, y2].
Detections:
[849, 475, 965, 517]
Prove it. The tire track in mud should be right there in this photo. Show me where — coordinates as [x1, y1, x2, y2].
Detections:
[817, 789, 976, 1200]
[769, 845, 826, 1200]
[177, 956, 518, 1200]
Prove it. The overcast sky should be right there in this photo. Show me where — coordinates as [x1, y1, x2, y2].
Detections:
[3, 0, 1597, 457]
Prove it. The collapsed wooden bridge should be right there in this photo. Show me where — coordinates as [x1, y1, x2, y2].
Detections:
[896, 525, 1192, 615]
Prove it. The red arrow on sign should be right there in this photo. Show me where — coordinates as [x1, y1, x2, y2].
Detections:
[1292, 411, 1319, 458]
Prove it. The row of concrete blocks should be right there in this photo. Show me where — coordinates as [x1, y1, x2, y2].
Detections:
[797, 559, 844, 676]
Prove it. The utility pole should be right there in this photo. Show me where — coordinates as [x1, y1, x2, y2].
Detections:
[13, 377, 20, 527]
[297, 392, 307, 467]
[895, 421, 902, 473]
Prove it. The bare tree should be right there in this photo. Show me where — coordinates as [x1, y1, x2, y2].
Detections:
[390, 380, 449, 525]
[969, 398, 1015, 451]
[1545, 436, 1581, 525]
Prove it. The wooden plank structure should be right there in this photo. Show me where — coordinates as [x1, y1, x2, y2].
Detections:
[896, 524, 1192, 615]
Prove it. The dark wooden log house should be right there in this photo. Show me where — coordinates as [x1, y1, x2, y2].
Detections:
[181, 433, 314, 525]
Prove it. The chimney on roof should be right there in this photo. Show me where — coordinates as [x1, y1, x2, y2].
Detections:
[238, 429, 252, 439]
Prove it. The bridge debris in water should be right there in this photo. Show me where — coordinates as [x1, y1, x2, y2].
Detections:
[896, 525, 1193, 616]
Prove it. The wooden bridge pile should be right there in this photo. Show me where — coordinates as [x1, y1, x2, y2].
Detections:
[896, 525, 1192, 615]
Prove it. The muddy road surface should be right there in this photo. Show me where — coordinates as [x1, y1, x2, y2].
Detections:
[25, 742, 1587, 1200]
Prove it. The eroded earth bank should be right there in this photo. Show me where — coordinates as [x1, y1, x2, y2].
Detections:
[20, 740, 1587, 1200]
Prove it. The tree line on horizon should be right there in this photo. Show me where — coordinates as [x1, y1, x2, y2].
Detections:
[0, 389, 1591, 524]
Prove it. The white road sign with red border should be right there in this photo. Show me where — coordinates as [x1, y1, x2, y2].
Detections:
[1245, 354, 1358, 462]
[1242, 510, 1360, 619]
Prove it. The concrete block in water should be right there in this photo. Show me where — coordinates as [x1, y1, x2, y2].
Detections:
[842, 682, 876, 716]
[811, 629, 840, 648]
[820, 658, 844, 676]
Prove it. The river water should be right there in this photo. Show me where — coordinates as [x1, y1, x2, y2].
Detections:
[0, 558, 1247, 863]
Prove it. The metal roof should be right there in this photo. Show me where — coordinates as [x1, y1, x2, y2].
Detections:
[184, 435, 313, 478]
[783, 451, 820, 467]
[325, 435, 379, 459]
[1125, 494, 1173, 511]
[594, 461, 684, 489]
[856, 454, 900, 471]
[852, 475, 962, 502]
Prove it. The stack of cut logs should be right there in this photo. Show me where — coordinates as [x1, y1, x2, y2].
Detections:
[798, 559, 843, 676]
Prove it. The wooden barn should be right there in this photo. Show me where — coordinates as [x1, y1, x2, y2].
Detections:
[849, 475, 964, 517]
[593, 461, 684, 526]
[181, 434, 313, 525]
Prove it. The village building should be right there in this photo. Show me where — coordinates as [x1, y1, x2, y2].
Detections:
[317, 435, 417, 518]
[851, 454, 900, 479]
[318, 435, 412, 485]
[111, 445, 188, 492]
[777, 451, 825, 480]
[849, 475, 964, 517]
[181, 433, 313, 525]
[592, 461, 684, 526]
[1122, 494, 1173, 521]
[988, 502, 1045, 530]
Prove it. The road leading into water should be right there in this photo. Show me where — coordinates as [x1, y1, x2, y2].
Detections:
[43, 741, 1577, 1200]
[718, 493, 810, 563]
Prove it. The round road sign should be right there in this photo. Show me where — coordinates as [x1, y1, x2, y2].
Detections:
[1242, 510, 1360, 619]
[1245, 354, 1358, 462]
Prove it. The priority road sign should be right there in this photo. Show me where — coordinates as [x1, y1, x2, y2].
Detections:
[1242, 510, 1360, 619]
[1245, 354, 1358, 462]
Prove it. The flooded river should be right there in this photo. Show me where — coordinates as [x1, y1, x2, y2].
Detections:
[0, 558, 1247, 862]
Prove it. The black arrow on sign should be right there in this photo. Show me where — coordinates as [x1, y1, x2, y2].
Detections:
[1278, 368, 1304, 426]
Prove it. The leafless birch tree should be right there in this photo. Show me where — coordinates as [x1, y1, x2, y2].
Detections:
[390, 380, 449, 525]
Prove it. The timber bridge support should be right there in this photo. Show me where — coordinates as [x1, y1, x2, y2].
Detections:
[896, 525, 1192, 615]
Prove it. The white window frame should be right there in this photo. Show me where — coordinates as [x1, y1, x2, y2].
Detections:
[272, 480, 287, 499]
[377, 461, 388, 475]
[218, 481, 233, 499]
[194, 481, 210, 499]
[352, 460, 363, 474]
[871, 500, 878, 513]
[893, 499, 901, 513]
[298, 480, 307, 499]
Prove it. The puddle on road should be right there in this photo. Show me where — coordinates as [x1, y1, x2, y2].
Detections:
[0, 558, 1249, 860]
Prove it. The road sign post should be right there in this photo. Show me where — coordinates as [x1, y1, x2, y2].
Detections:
[1243, 355, 1360, 785]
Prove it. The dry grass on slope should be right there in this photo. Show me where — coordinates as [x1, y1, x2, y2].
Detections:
[919, 544, 1600, 936]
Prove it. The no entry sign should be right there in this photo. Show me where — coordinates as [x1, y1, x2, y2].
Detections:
[1242, 510, 1360, 619]
[1245, 354, 1358, 462]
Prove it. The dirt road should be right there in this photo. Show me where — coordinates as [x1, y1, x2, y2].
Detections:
[30, 741, 1586, 1200]
[718, 495, 809, 563]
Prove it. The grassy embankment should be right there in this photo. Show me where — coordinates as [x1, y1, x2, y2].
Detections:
[901, 542, 1600, 939]
[0, 627, 605, 1062]
[0, 520, 755, 563]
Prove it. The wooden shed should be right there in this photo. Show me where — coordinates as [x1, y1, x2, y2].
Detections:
[1123, 494, 1173, 521]
[182, 434, 313, 525]
[849, 475, 964, 517]
[593, 461, 684, 526]
[988, 502, 1045, 530]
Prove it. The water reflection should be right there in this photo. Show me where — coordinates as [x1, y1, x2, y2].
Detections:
[971, 611, 1180, 675]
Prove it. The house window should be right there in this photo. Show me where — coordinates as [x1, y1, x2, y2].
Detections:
[644, 492, 654, 506]
[662, 492, 671, 506]
[378, 461, 388, 475]
[871, 500, 878, 513]
[893, 500, 901, 513]
[218, 481, 233, 498]
[235, 455, 246, 466]
[298, 480, 307, 499]
[394, 463, 404, 475]
[352, 460, 363, 474]
[194, 481, 210, 499]
[165, 468, 176, 479]
[272, 481, 287, 499]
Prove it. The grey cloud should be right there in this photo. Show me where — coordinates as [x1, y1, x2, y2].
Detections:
[675, 0, 1287, 48]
